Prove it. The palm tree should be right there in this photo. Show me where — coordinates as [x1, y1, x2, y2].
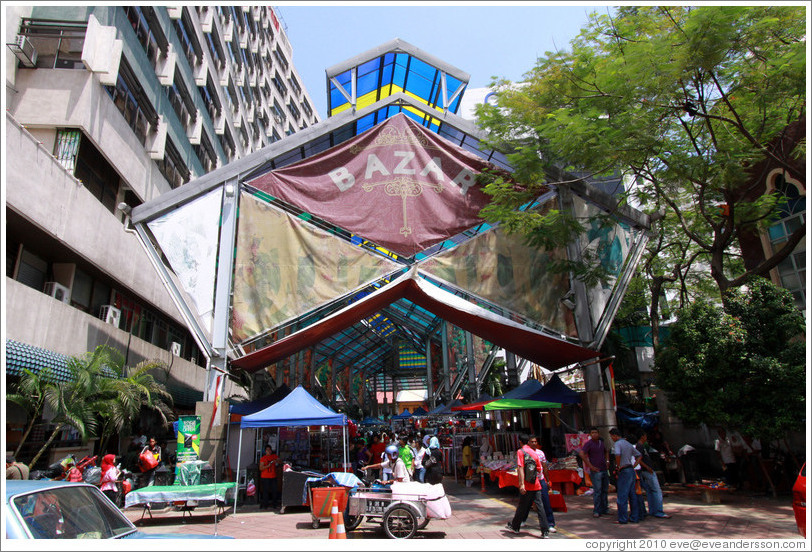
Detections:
[26, 345, 175, 469]
[28, 374, 98, 469]
[7, 366, 55, 458]
[95, 358, 174, 454]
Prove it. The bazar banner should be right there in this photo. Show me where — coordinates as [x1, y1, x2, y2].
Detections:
[231, 192, 401, 343]
[147, 188, 222, 337]
[419, 210, 576, 338]
[176, 415, 201, 464]
[246, 113, 501, 257]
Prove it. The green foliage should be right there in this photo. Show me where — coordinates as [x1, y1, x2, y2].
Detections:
[475, 5, 806, 325]
[18, 345, 174, 467]
[654, 278, 805, 441]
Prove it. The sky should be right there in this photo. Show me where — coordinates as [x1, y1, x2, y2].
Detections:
[275, 3, 611, 120]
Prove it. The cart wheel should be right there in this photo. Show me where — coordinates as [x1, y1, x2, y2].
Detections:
[344, 512, 364, 531]
[311, 517, 321, 529]
[417, 517, 430, 530]
[382, 506, 417, 539]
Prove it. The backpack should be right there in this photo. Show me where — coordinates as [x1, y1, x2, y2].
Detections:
[523, 452, 538, 485]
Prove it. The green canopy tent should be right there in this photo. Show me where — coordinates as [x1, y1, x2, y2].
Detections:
[483, 399, 562, 411]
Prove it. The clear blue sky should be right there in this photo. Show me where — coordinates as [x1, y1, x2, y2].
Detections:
[275, 4, 611, 119]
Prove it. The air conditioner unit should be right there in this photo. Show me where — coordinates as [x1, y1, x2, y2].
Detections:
[7, 35, 38, 68]
[44, 282, 71, 303]
[170, 342, 182, 356]
[99, 305, 121, 327]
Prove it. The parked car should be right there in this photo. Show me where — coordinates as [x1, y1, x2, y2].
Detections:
[5, 480, 231, 539]
[792, 463, 806, 538]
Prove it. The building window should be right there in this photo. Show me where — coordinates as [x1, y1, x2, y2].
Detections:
[166, 80, 193, 130]
[272, 71, 287, 96]
[273, 47, 289, 71]
[53, 129, 82, 173]
[193, 133, 217, 173]
[124, 6, 161, 67]
[103, 58, 158, 146]
[156, 139, 190, 189]
[172, 13, 198, 70]
[768, 173, 806, 310]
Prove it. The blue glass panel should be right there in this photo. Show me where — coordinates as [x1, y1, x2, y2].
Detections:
[768, 224, 785, 242]
[381, 62, 394, 85]
[357, 70, 381, 98]
[358, 58, 381, 77]
[356, 113, 376, 133]
[408, 57, 438, 80]
[331, 88, 349, 110]
[334, 70, 352, 86]
[406, 72, 433, 100]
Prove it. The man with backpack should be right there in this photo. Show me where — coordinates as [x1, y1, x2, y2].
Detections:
[504, 434, 550, 539]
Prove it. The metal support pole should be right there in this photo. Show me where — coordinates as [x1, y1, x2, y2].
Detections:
[425, 337, 434, 409]
[233, 428, 242, 515]
[441, 321, 450, 403]
[465, 331, 477, 400]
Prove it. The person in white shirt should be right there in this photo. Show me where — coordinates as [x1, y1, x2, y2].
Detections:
[413, 437, 428, 483]
[362, 445, 411, 483]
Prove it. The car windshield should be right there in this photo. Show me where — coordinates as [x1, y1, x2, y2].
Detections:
[12, 486, 135, 539]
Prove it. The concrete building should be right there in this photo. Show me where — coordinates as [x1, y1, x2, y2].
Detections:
[3, 5, 319, 460]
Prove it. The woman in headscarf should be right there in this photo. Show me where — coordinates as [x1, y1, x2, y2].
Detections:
[425, 436, 444, 484]
[99, 454, 120, 504]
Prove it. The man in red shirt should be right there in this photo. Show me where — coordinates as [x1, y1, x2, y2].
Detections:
[504, 434, 550, 538]
[259, 444, 280, 510]
[368, 433, 386, 480]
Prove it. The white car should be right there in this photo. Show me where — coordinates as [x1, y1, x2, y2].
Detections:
[5, 480, 231, 539]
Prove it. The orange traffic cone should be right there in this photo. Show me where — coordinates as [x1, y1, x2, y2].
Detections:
[334, 504, 347, 539]
[328, 498, 347, 539]
[328, 499, 338, 539]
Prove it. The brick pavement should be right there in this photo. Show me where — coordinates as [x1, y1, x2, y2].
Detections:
[123, 479, 804, 542]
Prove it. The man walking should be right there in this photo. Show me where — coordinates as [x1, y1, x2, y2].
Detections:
[504, 434, 550, 539]
[635, 431, 671, 519]
[609, 428, 641, 524]
[259, 444, 280, 509]
[579, 427, 610, 518]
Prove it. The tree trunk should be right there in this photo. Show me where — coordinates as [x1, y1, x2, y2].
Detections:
[27, 423, 65, 470]
[13, 408, 42, 458]
[756, 455, 777, 498]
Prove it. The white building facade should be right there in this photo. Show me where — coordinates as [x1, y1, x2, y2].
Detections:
[3, 5, 319, 442]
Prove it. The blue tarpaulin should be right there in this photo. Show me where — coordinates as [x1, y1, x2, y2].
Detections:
[617, 406, 660, 430]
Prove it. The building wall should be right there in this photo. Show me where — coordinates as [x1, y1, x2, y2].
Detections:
[4, 6, 319, 414]
[5, 115, 180, 319]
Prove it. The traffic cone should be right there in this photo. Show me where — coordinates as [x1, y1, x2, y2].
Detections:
[334, 504, 347, 539]
[328, 499, 338, 539]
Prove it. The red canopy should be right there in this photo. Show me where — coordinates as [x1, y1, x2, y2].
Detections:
[231, 268, 597, 372]
[451, 399, 496, 412]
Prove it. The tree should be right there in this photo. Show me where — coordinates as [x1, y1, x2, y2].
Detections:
[7, 366, 55, 458]
[475, 5, 806, 339]
[654, 277, 805, 442]
[24, 345, 174, 468]
[94, 354, 175, 455]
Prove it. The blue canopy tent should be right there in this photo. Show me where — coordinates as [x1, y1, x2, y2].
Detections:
[360, 416, 386, 426]
[412, 406, 429, 416]
[429, 399, 464, 416]
[426, 403, 447, 416]
[521, 374, 581, 404]
[391, 409, 413, 420]
[233, 386, 348, 513]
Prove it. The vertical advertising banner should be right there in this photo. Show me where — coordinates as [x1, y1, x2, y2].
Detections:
[176, 415, 201, 465]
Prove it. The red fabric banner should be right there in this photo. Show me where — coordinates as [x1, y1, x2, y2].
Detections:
[246, 113, 498, 257]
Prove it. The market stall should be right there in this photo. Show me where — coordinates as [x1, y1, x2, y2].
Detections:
[234, 385, 348, 514]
